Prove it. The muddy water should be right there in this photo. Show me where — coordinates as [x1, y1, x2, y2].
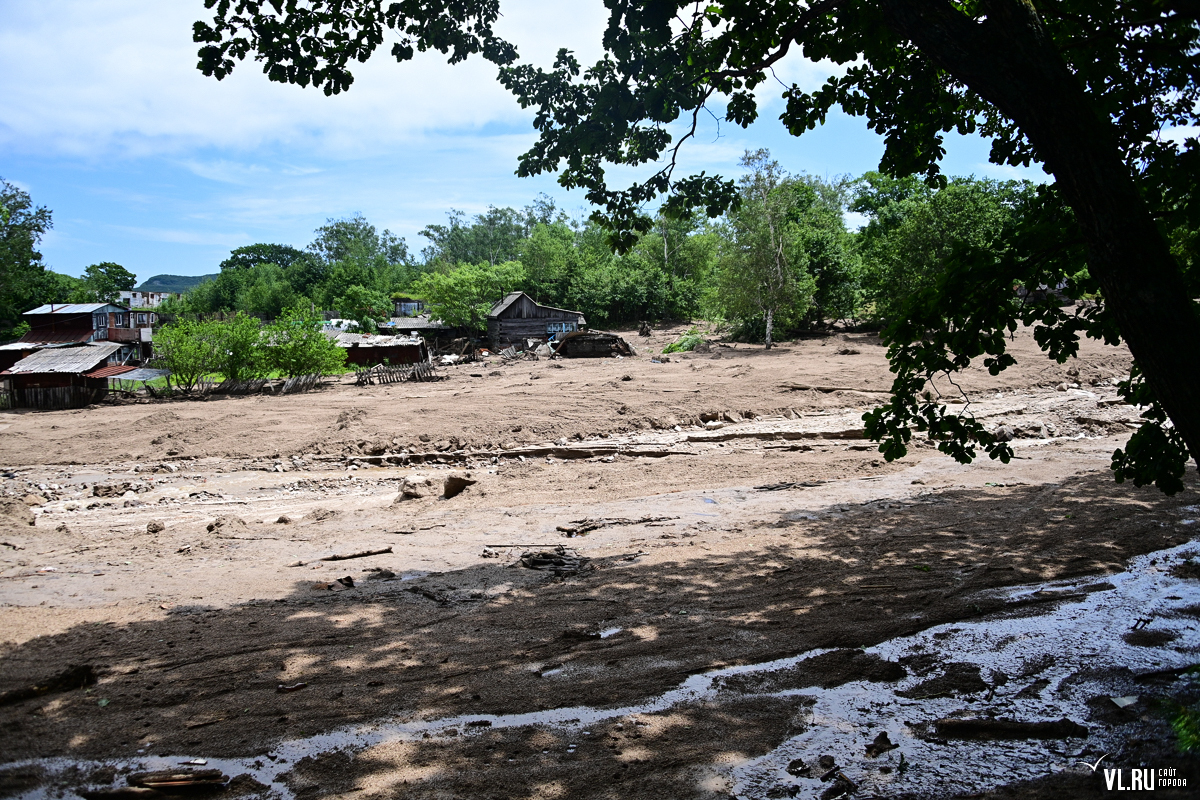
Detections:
[7, 539, 1198, 800]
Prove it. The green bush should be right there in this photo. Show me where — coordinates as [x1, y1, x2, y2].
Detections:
[152, 319, 220, 392]
[212, 312, 267, 383]
[1171, 692, 1200, 752]
[663, 328, 704, 353]
[265, 306, 346, 377]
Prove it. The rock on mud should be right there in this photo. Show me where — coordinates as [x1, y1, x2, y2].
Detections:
[443, 472, 477, 499]
[394, 475, 432, 501]
[206, 516, 247, 533]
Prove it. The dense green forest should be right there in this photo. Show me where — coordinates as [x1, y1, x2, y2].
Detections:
[1, 152, 1043, 342]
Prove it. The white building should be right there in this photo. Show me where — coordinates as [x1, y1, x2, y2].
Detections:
[119, 290, 179, 309]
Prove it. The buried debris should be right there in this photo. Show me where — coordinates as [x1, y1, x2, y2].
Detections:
[80, 773, 233, 800]
[276, 682, 308, 693]
[206, 516, 246, 534]
[931, 716, 1088, 741]
[865, 731, 899, 757]
[126, 769, 229, 791]
[519, 545, 591, 576]
[555, 515, 678, 536]
[553, 330, 636, 358]
[0, 664, 97, 707]
[755, 481, 826, 491]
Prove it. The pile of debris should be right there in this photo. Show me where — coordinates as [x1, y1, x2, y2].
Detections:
[519, 545, 591, 576]
[553, 331, 636, 358]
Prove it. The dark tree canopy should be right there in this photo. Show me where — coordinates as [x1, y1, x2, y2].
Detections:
[219, 243, 305, 272]
[0, 178, 54, 333]
[195, 0, 1200, 491]
[80, 262, 137, 304]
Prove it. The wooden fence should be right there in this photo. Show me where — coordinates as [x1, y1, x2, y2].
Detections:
[355, 362, 439, 386]
[16, 385, 105, 410]
[280, 373, 324, 394]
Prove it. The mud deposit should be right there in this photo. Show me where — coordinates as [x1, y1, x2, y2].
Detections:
[1, 326, 1197, 798]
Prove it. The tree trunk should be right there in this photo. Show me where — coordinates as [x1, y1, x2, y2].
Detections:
[882, 0, 1200, 467]
[765, 306, 775, 349]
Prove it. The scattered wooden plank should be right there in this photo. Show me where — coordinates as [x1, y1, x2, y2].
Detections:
[319, 546, 393, 562]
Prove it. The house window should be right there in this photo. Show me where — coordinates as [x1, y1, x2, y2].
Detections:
[136, 313, 147, 326]
[114, 313, 125, 326]
[547, 322, 577, 335]
[93, 313, 107, 330]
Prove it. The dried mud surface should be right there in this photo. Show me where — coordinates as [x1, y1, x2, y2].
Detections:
[1, 325, 1197, 799]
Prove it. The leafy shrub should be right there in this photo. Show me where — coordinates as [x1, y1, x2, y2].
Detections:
[663, 328, 704, 353]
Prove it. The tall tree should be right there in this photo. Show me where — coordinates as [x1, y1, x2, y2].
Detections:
[716, 151, 815, 347]
[854, 174, 1034, 323]
[194, 0, 1200, 489]
[309, 214, 409, 266]
[411, 260, 527, 331]
[78, 262, 137, 304]
[420, 207, 527, 267]
[0, 178, 53, 333]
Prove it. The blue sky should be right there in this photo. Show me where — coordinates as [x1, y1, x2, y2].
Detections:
[1, 1, 1044, 284]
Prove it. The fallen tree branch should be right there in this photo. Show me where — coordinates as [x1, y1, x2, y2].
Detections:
[557, 515, 679, 536]
[319, 546, 393, 562]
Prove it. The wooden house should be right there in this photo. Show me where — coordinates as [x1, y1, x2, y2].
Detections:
[486, 292, 586, 350]
[0, 342, 127, 409]
[19, 303, 150, 361]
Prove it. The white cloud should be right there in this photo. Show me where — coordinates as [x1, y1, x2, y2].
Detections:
[1160, 125, 1200, 145]
[110, 224, 251, 248]
[0, 0, 609, 161]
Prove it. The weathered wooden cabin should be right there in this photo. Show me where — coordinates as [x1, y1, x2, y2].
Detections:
[486, 292, 586, 350]
[0, 342, 126, 409]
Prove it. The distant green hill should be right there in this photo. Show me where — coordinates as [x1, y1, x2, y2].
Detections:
[136, 274, 218, 293]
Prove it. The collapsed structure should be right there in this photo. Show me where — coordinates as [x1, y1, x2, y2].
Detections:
[326, 331, 429, 367]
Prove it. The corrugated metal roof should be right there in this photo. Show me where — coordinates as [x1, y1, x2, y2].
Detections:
[331, 332, 425, 348]
[85, 364, 137, 379]
[19, 329, 93, 345]
[6, 342, 124, 374]
[384, 316, 451, 330]
[24, 303, 128, 315]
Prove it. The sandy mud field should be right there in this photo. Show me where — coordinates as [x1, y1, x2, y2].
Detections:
[1, 326, 1197, 799]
